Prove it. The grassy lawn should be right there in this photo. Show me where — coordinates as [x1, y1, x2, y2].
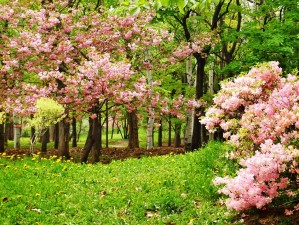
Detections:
[0, 142, 238, 224]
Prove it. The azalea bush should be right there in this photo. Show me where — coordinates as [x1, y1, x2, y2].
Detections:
[202, 61, 299, 212]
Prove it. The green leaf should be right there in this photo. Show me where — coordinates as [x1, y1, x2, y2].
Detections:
[120, 0, 130, 6]
[153, 1, 162, 10]
[130, 6, 140, 15]
[160, 0, 170, 6]
[177, 0, 186, 14]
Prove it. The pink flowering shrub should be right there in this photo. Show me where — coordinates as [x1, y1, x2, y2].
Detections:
[214, 140, 298, 210]
[202, 62, 299, 211]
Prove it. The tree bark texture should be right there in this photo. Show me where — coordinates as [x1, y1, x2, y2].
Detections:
[7, 122, 13, 140]
[184, 56, 194, 151]
[58, 120, 70, 159]
[105, 101, 109, 148]
[158, 119, 162, 147]
[13, 113, 21, 149]
[146, 49, 154, 150]
[191, 55, 206, 150]
[128, 110, 139, 149]
[72, 118, 77, 147]
[92, 113, 102, 163]
[81, 118, 94, 163]
[81, 115, 102, 163]
[54, 123, 59, 149]
[41, 128, 49, 153]
[0, 123, 4, 152]
[168, 116, 172, 147]
[174, 123, 181, 147]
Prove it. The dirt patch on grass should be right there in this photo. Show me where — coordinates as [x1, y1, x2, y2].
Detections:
[233, 207, 299, 225]
[3, 146, 185, 163]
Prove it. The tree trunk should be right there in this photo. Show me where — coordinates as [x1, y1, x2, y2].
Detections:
[123, 115, 128, 139]
[128, 110, 139, 149]
[81, 118, 94, 163]
[7, 121, 13, 140]
[13, 113, 21, 149]
[0, 123, 4, 152]
[184, 56, 194, 151]
[92, 113, 102, 163]
[58, 119, 70, 159]
[77, 119, 82, 142]
[158, 119, 162, 147]
[111, 116, 115, 139]
[30, 114, 35, 141]
[147, 112, 154, 150]
[191, 55, 206, 150]
[4, 121, 8, 147]
[208, 61, 214, 141]
[174, 123, 181, 147]
[168, 116, 172, 146]
[72, 118, 77, 147]
[54, 123, 59, 149]
[41, 128, 49, 153]
[145, 49, 155, 150]
[49, 125, 55, 142]
[105, 101, 109, 148]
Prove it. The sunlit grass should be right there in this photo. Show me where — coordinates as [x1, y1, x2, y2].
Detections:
[0, 142, 237, 224]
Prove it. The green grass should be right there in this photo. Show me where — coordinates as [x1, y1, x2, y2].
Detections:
[0, 142, 237, 224]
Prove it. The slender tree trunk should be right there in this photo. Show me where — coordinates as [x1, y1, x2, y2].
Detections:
[7, 121, 13, 140]
[145, 49, 155, 150]
[105, 101, 109, 148]
[58, 119, 70, 159]
[77, 119, 82, 142]
[191, 55, 207, 150]
[54, 123, 59, 149]
[30, 114, 35, 140]
[168, 116, 172, 147]
[184, 56, 194, 151]
[4, 121, 8, 147]
[13, 113, 21, 149]
[92, 113, 101, 163]
[72, 118, 77, 147]
[208, 61, 214, 141]
[123, 115, 128, 139]
[111, 116, 115, 139]
[41, 128, 49, 153]
[81, 118, 94, 163]
[0, 123, 4, 152]
[49, 125, 55, 142]
[128, 110, 139, 149]
[116, 122, 123, 139]
[158, 119, 162, 147]
[174, 123, 181, 147]
[147, 112, 154, 150]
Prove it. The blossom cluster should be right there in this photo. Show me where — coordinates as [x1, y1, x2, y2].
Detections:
[214, 140, 298, 210]
[171, 32, 217, 61]
[202, 62, 299, 211]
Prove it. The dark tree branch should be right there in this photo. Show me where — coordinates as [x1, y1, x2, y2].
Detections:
[173, 14, 184, 26]
[95, 0, 102, 10]
[229, 0, 242, 56]
[182, 10, 192, 41]
[211, 0, 233, 30]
